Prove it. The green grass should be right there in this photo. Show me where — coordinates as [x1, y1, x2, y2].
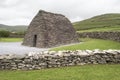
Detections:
[0, 64, 120, 80]
[51, 38, 120, 51]
[77, 26, 120, 33]
[73, 13, 120, 32]
[0, 38, 23, 42]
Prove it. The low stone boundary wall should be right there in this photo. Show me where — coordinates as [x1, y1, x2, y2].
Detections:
[78, 32, 120, 42]
[0, 50, 120, 70]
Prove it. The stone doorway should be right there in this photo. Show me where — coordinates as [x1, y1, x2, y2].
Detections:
[22, 10, 79, 48]
[33, 35, 37, 47]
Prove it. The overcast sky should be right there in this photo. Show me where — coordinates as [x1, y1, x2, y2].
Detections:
[0, 0, 120, 25]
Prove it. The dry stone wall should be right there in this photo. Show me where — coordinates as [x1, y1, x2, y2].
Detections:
[78, 32, 120, 42]
[0, 50, 120, 70]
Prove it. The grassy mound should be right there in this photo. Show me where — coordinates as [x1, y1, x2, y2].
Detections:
[77, 26, 120, 33]
[0, 64, 120, 80]
[73, 13, 120, 32]
[0, 38, 23, 42]
[50, 38, 120, 51]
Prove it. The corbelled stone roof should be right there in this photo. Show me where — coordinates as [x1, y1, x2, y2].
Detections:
[23, 10, 79, 48]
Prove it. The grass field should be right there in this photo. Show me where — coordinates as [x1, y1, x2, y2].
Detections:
[77, 26, 120, 33]
[51, 38, 120, 51]
[0, 38, 23, 42]
[0, 64, 120, 80]
[73, 14, 120, 32]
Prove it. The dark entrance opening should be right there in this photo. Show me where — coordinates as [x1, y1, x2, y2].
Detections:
[33, 35, 37, 47]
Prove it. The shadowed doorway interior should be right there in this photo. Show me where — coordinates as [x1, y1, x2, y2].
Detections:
[33, 35, 37, 47]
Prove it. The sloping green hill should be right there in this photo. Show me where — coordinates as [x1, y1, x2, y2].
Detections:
[1, 13, 120, 33]
[0, 24, 28, 32]
[73, 13, 120, 32]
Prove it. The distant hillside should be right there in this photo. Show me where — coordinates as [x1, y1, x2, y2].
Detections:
[0, 24, 28, 32]
[73, 13, 120, 32]
[1, 13, 120, 33]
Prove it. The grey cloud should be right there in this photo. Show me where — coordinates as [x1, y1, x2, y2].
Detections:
[0, 0, 120, 25]
[0, 0, 22, 8]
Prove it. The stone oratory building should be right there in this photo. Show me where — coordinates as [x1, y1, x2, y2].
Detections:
[23, 10, 79, 48]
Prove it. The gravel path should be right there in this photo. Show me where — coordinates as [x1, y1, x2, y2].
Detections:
[0, 42, 81, 55]
[0, 42, 49, 55]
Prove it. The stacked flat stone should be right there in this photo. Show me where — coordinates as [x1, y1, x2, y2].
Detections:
[0, 50, 120, 70]
[23, 10, 79, 48]
[78, 32, 120, 42]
